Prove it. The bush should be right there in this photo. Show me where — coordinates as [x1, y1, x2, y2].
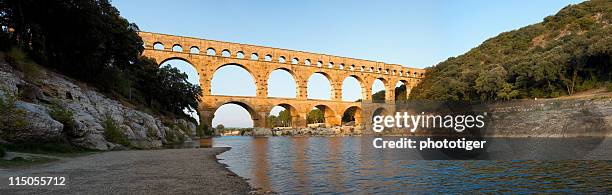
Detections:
[6, 48, 43, 83]
[102, 115, 130, 146]
[48, 102, 76, 133]
[0, 91, 27, 135]
[164, 128, 185, 145]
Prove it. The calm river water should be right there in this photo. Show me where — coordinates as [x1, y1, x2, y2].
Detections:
[212, 136, 611, 194]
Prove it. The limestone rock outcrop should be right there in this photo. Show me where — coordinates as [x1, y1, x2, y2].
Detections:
[0, 61, 195, 150]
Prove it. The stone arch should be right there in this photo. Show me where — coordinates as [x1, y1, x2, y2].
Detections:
[211, 63, 257, 96]
[291, 57, 299, 65]
[341, 75, 365, 101]
[372, 107, 388, 119]
[371, 78, 389, 103]
[278, 56, 286, 63]
[307, 71, 335, 100]
[153, 42, 164, 50]
[251, 53, 259, 60]
[159, 57, 195, 69]
[395, 79, 410, 102]
[236, 51, 245, 59]
[267, 68, 297, 98]
[172, 44, 183, 52]
[310, 104, 340, 126]
[190, 46, 200, 54]
[206, 48, 216, 56]
[264, 54, 272, 62]
[342, 106, 363, 126]
[221, 49, 231, 57]
[267, 103, 300, 128]
[212, 101, 262, 128]
[304, 59, 311, 66]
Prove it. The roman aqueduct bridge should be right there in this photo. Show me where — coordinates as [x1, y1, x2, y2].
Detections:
[138, 31, 425, 132]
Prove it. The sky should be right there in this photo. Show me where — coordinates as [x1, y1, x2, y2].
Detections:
[114, 0, 584, 127]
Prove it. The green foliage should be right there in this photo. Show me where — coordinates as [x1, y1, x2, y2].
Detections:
[0, 91, 27, 137]
[48, 102, 76, 133]
[133, 61, 203, 115]
[372, 91, 385, 103]
[5, 48, 42, 83]
[0, 1, 202, 118]
[216, 124, 225, 130]
[267, 110, 291, 127]
[307, 109, 324, 124]
[410, 0, 612, 101]
[102, 114, 130, 146]
[164, 128, 185, 145]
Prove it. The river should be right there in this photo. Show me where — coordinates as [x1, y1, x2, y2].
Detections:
[213, 136, 611, 194]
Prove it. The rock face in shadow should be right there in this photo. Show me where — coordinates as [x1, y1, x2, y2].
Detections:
[0, 61, 196, 150]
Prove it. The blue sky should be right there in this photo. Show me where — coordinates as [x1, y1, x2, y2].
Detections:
[114, 0, 584, 127]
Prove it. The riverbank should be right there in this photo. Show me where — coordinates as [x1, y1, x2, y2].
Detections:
[0, 147, 252, 194]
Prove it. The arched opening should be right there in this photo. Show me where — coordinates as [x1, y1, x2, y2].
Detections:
[159, 58, 200, 122]
[251, 53, 259, 60]
[327, 62, 334, 68]
[213, 102, 256, 131]
[236, 51, 245, 59]
[267, 69, 296, 98]
[307, 105, 337, 126]
[211, 64, 256, 96]
[372, 107, 388, 125]
[304, 59, 311, 66]
[339, 63, 344, 70]
[267, 104, 297, 128]
[372, 78, 386, 103]
[206, 48, 216, 56]
[291, 58, 299, 65]
[350, 65, 355, 71]
[342, 76, 363, 102]
[307, 72, 332, 100]
[172, 44, 183, 52]
[190, 46, 200, 54]
[395, 80, 409, 103]
[153, 42, 164, 50]
[316, 61, 323, 67]
[264, 54, 272, 62]
[278, 56, 286, 63]
[221, 49, 231, 57]
[342, 106, 363, 127]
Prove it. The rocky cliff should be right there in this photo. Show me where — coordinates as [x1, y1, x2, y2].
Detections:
[0, 58, 196, 150]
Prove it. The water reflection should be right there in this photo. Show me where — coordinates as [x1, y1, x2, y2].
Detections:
[251, 138, 270, 190]
[215, 136, 612, 194]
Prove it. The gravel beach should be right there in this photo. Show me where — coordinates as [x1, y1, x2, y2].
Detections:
[0, 147, 252, 194]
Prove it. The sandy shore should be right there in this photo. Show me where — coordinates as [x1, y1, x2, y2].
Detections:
[0, 147, 252, 194]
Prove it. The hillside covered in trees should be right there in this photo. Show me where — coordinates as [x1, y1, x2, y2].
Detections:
[410, 0, 611, 101]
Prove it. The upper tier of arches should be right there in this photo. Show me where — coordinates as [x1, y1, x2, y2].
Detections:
[140, 31, 426, 79]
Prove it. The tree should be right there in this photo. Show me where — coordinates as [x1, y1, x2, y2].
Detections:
[475, 65, 508, 101]
[0, 0, 203, 118]
[307, 109, 324, 124]
[216, 124, 225, 130]
[410, 0, 611, 101]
